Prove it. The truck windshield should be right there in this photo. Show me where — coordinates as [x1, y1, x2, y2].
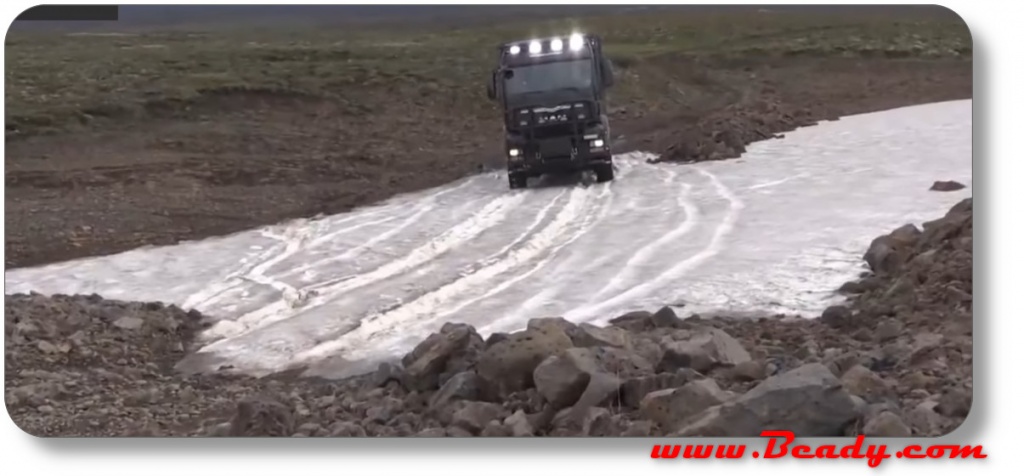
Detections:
[504, 59, 594, 96]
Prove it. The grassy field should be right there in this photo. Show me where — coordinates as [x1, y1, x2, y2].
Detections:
[5, 7, 970, 139]
[4, 6, 972, 268]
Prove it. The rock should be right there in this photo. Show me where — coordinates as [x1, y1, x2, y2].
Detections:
[820, 305, 853, 328]
[658, 327, 750, 373]
[532, 353, 591, 409]
[371, 362, 403, 388]
[621, 369, 701, 408]
[452, 401, 505, 435]
[728, 360, 766, 382]
[863, 224, 920, 275]
[534, 346, 654, 410]
[840, 365, 893, 403]
[608, 307, 683, 332]
[428, 371, 479, 410]
[485, 332, 509, 347]
[504, 410, 534, 437]
[414, 427, 446, 437]
[552, 406, 612, 436]
[228, 397, 296, 436]
[113, 316, 145, 330]
[875, 319, 903, 342]
[838, 280, 865, 294]
[651, 306, 684, 328]
[527, 317, 585, 341]
[401, 323, 483, 392]
[935, 388, 971, 418]
[206, 422, 232, 436]
[673, 363, 860, 437]
[446, 426, 474, 437]
[608, 310, 656, 332]
[905, 400, 949, 436]
[863, 411, 912, 437]
[631, 337, 665, 367]
[365, 397, 403, 424]
[297, 422, 323, 437]
[930, 180, 966, 192]
[481, 420, 512, 437]
[476, 325, 574, 399]
[640, 379, 730, 430]
[622, 420, 654, 437]
[575, 323, 632, 348]
[327, 421, 368, 436]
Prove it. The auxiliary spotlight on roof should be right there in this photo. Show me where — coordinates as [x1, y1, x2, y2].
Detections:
[550, 38, 564, 52]
[528, 40, 542, 54]
[569, 33, 585, 51]
[509, 44, 521, 55]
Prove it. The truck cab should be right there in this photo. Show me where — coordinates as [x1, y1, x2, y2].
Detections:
[486, 33, 616, 189]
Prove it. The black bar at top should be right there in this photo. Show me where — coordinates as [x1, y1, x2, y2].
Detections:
[15, 5, 119, 21]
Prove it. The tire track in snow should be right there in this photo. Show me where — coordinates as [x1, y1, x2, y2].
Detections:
[564, 167, 744, 323]
[472, 164, 646, 330]
[285, 188, 571, 359]
[292, 184, 602, 363]
[181, 179, 478, 312]
[197, 191, 525, 345]
[589, 179, 698, 301]
[436, 159, 644, 322]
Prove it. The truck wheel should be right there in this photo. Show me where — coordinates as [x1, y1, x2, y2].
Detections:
[508, 172, 528, 189]
[594, 162, 615, 183]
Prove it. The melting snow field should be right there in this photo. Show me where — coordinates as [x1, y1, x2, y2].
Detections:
[4, 99, 972, 377]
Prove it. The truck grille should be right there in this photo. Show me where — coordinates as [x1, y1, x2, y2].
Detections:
[513, 101, 595, 132]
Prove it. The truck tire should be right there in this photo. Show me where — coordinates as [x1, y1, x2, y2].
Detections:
[508, 172, 528, 189]
[594, 162, 615, 183]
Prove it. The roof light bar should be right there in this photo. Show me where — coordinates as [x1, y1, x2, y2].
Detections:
[569, 33, 585, 51]
[528, 40, 542, 54]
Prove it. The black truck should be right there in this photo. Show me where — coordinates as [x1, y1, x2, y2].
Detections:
[486, 33, 616, 189]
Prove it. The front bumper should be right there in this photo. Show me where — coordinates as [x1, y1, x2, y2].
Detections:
[507, 134, 611, 175]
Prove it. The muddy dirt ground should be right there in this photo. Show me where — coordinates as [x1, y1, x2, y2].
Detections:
[4, 6, 971, 268]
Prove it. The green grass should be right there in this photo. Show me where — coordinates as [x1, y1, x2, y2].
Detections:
[4, 9, 971, 138]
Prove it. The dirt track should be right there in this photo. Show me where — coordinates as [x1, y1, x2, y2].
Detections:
[4, 56, 971, 269]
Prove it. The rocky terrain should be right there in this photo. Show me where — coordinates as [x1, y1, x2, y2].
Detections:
[5, 197, 973, 437]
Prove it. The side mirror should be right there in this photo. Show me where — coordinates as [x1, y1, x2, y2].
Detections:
[600, 57, 615, 89]
[487, 70, 496, 100]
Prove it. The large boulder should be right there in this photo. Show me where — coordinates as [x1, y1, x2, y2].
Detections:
[575, 323, 633, 349]
[428, 371, 480, 410]
[533, 346, 654, 411]
[620, 369, 702, 408]
[401, 323, 483, 392]
[672, 363, 861, 437]
[608, 306, 684, 332]
[658, 327, 751, 373]
[476, 324, 574, 399]
[863, 224, 920, 275]
[451, 401, 506, 435]
[640, 379, 731, 430]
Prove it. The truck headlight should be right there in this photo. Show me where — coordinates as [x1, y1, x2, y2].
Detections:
[591, 139, 604, 148]
[569, 33, 585, 51]
[509, 148, 521, 157]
